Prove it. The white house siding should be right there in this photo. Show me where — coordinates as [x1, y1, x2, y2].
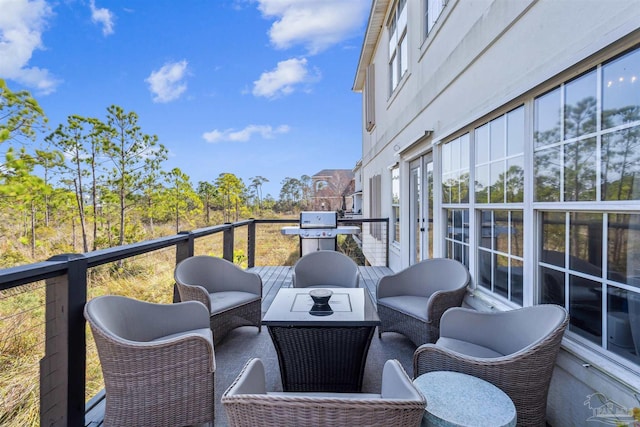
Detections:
[354, 0, 640, 424]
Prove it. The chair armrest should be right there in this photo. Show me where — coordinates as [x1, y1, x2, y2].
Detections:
[223, 358, 267, 396]
[114, 331, 215, 374]
[413, 341, 534, 379]
[233, 270, 263, 295]
[376, 273, 406, 298]
[426, 287, 467, 325]
[176, 282, 211, 311]
[380, 359, 425, 402]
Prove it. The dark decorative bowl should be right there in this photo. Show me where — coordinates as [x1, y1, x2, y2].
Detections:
[309, 289, 332, 306]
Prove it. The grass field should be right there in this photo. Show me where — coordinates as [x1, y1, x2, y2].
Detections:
[0, 220, 303, 426]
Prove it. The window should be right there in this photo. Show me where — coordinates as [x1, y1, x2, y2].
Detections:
[534, 46, 640, 364]
[472, 107, 525, 304]
[478, 210, 524, 304]
[369, 174, 382, 240]
[475, 107, 525, 204]
[442, 133, 470, 204]
[391, 166, 400, 243]
[539, 212, 640, 364]
[445, 209, 470, 266]
[424, 0, 446, 38]
[388, 0, 408, 92]
[442, 134, 470, 267]
[428, 42, 640, 367]
[365, 63, 376, 131]
[315, 180, 328, 192]
[534, 47, 640, 203]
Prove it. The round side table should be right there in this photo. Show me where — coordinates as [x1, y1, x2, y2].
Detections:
[413, 371, 516, 427]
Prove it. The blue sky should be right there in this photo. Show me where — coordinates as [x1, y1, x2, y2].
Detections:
[0, 0, 370, 198]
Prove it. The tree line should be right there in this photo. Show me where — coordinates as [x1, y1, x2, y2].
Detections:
[0, 79, 314, 263]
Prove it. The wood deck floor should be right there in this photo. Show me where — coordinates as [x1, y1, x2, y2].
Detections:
[251, 265, 391, 312]
[85, 265, 395, 427]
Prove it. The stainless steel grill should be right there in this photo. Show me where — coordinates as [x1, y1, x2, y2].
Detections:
[281, 211, 359, 256]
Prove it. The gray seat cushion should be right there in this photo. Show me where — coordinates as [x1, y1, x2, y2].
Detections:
[378, 296, 430, 321]
[210, 291, 260, 315]
[437, 337, 505, 358]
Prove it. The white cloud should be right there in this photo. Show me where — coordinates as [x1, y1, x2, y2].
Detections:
[252, 58, 311, 99]
[0, 0, 58, 94]
[89, 0, 115, 36]
[203, 124, 290, 143]
[256, 0, 369, 54]
[145, 60, 189, 103]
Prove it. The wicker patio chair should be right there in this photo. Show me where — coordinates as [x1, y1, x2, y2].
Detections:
[174, 255, 262, 344]
[413, 304, 569, 427]
[292, 250, 360, 288]
[377, 258, 469, 347]
[84, 295, 215, 427]
[222, 358, 426, 427]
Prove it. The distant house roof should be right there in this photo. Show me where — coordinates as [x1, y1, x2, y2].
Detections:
[313, 169, 355, 179]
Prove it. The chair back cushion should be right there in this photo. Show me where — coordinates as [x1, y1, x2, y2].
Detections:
[85, 295, 212, 343]
[440, 305, 568, 356]
[293, 250, 359, 288]
[175, 255, 260, 293]
[86, 295, 162, 342]
[379, 258, 469, 298]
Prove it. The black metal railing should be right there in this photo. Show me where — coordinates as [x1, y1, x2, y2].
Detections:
[0, 217, 388, 427]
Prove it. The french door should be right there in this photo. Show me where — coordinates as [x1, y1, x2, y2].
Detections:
[409, 154, 433, 264]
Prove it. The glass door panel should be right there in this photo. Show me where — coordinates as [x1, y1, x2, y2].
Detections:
[425, 157, 434, 259]
[410, 160, 421, 264]
[410, 154, 433, 264]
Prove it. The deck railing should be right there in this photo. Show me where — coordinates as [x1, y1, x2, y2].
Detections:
[0, 217, 388, 427]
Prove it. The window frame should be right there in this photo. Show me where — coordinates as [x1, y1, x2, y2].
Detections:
[365, 63, 376, 131]
[391, 165, 401, 244]
[424, 0, 446, 40]
[388, 0, 408, 94]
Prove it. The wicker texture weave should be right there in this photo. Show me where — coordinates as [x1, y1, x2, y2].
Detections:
[210, 298, 262, 344]
[268, 325, 375, 392]
[175, 255, 262, 344]
[377, 258, 469, 347]
[84, 296, 215, 427]
[413, 305, 569, 427]
[222, 358, 426, 427]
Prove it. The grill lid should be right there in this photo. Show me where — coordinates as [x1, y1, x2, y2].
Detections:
[299, 211, 338, 229]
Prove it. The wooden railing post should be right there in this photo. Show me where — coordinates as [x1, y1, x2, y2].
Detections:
[40, 254, 87, 427]
[247, 219, 256, 268]
[223, 224, 234, 262]
[174, 231, 194, 302]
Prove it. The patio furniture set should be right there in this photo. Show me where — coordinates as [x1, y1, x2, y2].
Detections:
[84, 250, 569, 427]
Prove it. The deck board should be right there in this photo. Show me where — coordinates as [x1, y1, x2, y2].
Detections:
[85, 265, 393, 427]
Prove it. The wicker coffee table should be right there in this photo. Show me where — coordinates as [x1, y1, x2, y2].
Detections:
[263, 287, 381, 392]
